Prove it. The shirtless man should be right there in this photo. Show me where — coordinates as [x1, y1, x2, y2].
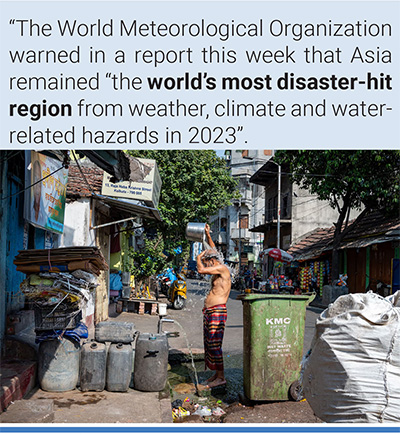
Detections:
[196, 224, 231, 388]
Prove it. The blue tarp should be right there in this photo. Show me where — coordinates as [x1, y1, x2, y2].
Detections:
[110, 272, 123, 291]
[35, 322, 88, 344]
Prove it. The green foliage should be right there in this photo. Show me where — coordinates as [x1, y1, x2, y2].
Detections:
[127, 234, 167, 283]
[127, 150, 239, 279]
[128, 150, 238, 242]
[275, 150, 400, 216]
[275, 150, 400, 278]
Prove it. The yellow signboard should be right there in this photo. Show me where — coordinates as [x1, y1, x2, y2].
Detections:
[101, 158, 161, 208]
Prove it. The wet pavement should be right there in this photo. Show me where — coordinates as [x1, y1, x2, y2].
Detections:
[159, 279, 323, 423]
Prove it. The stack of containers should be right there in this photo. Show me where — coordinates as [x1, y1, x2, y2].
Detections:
[80, 322, 136, 392]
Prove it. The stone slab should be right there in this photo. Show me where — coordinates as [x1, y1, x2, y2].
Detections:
[0, 399, 54, 423]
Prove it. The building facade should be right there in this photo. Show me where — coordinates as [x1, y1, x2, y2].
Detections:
[210, 150, 271, 271]
[249, 158, 360, 279]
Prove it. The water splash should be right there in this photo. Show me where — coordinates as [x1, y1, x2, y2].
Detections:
[201, 242, 237, 282]
[172, 319, 200, 394]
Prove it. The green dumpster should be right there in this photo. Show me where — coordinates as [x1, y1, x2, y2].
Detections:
[237, 293, 315, 401]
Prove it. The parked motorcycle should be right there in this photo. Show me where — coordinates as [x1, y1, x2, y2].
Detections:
[157, 268, 176, 296]
[168, 272, 187, 310]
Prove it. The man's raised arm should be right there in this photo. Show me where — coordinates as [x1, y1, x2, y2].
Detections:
[205, 224, 216, 249]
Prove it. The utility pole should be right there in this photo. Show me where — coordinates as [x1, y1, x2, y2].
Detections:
[277, 163, 281, 250]
[243, 154, 281, 250]
[238, 197, 242, 273]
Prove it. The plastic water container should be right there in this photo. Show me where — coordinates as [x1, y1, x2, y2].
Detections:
[38, 337, 80, 392]
[134, 333, 168, 392]
[95, 321, 135, 343]
[80, 340, 107, 392]
[158, 303, 167, 316]
[106, 343, 133, 392]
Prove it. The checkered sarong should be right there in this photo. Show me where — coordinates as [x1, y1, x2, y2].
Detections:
[203, 304, 227, 371]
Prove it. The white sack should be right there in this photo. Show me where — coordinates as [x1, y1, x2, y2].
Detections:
[302, 290, 400, 423]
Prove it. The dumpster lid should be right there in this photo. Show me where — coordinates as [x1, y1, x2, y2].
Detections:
[236, 293, 316, 304]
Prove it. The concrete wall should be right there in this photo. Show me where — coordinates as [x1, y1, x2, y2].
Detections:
[264, 177, 361, 247]
[291, 185, 360, 245]
[60, 198, 110, 324]
[291, 186, 336, 244]
[94, 207, 111, 324]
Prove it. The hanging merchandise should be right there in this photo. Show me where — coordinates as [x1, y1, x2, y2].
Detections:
[299, 267, 311, 292]
[319, 262, 324, 295]
[325, 260, 331, 285]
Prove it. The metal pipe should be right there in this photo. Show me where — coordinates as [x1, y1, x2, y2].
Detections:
[91, 216, 141, 230]
[158, 317, 174, 334]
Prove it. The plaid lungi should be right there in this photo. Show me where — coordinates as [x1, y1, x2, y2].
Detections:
[203, 304, 227, 371]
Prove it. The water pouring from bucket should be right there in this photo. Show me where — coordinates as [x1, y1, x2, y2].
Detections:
[186, 223, 211, 249]
[186, 222, 236, 281]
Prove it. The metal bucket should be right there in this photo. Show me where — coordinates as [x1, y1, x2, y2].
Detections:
[186, 222, 206, 243]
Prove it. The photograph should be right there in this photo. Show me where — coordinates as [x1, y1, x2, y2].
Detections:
[1, 0, 399, 432]
[0, 149, 399, 425]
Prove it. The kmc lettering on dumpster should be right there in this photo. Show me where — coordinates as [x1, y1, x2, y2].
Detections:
[266, 317, 291, 325]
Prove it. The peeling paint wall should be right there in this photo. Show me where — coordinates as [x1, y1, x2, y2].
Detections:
[94, 207, 110, 323]
[60, 198, 110, 323]
[59, 199, 95, 247]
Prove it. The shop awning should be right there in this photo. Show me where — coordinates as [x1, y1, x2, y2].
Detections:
[92, 195, 162, 229]
[249, 223, 270, 233]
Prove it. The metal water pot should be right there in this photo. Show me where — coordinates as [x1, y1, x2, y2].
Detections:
[185, 222, 206, 243]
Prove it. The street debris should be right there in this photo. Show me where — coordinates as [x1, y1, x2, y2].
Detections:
[302, 290, 400, 423]
[171, 396, 227, 422]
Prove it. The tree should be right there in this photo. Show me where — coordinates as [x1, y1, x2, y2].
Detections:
[127, 150, 239, 275]
[127, 233, 167, 293]
[275, 150, 400, 280]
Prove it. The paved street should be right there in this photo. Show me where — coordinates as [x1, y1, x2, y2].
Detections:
[146, 278, 323, 407]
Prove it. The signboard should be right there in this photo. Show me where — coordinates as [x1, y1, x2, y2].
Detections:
[25, 151, 68, 234]
[101, 157, 161, 208]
